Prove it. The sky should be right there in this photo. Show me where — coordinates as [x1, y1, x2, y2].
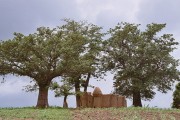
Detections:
[0, 0, 180, 108]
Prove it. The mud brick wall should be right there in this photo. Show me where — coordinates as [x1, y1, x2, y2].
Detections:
[80, 92, 93, 107]
[80, 92, 127, 108]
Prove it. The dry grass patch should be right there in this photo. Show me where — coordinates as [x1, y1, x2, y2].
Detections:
[72, 107, 180, 120]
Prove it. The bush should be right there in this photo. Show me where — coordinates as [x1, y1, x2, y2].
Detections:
[172, 82, 180, 109]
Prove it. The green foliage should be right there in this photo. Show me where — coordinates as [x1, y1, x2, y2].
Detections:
[0, 19, 103, 82]
[1, 19, 179, 108]
[57, 19, 104, 107]
[0, 107, 71, 120]
[59, 19, 104, 78]
[0, 24, 68, 107]
[0, 26, 65, 82]
[172, 82, 180, 109]
[103, 22, 180, 101]
[23, 81, 39, 92]
[52, 79, 74, 97]
[0, 19, 104, 107]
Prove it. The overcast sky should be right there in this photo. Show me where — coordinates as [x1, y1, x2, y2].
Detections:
[0, 0, 180, 108]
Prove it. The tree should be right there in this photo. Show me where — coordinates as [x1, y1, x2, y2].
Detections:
[59, 19, 103, 107]
[0, 19, 103, 108]
[52, 78, 74, 108]
[0, 27, 66, 108]
[172, 82, 180, 109]
[103, 22, 180, 107]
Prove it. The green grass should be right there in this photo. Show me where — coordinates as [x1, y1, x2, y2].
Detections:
[0, 107, 180, 120]
[0, 107, 72, 120]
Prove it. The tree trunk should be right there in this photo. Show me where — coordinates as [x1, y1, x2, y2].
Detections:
[63, 95, 68, 108]
[36, 86, 49, 108]
[75, 77, 81, 107]
[84, 73, 91, 92]
[132, 90, 142, 107]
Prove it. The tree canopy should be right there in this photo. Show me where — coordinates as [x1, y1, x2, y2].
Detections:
[52, 78, 74, 108]
[57, 19, 104, 107]
[0, 19, 103, 108]
[172, 82, 180, 109]
[0, 26, 67, 108]
[103, 22, 180, 107]
[0, 20, 179, 108]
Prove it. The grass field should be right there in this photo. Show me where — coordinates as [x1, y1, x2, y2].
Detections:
[0, 107, 180, 120]
[0, 107, 71, 120]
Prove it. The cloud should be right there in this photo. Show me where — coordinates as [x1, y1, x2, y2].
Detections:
[0, 76, 36, 107]
[0, 0, 179, 108]
[137, 0, 180, 33]
[76, 0, 142, 28]
[0, 0, 80, 40]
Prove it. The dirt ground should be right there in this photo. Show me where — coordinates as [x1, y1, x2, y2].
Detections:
[72, 108, 180, 120]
